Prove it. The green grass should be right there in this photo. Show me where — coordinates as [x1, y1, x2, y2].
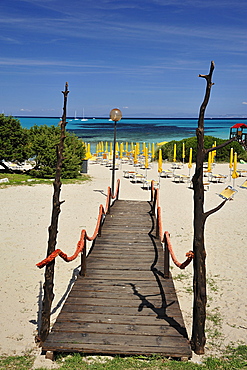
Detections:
[0, 173, 90, 187]
[0, 346, 246, 370]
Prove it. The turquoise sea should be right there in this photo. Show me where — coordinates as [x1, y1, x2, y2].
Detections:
[16, 116, 247, 153]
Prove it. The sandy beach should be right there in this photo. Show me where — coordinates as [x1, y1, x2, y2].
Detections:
[0, 159, 246, 365]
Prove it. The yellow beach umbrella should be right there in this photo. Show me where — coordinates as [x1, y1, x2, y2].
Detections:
[134, 145, 138, 165]
[105, 141, 108, 153]
[188, 148, 193, 168]
[142, 142, 146, 154]
[229, 147, 233, 171]
[188, 147, 193, 176]
[120, 142, 123, 159]
[232, 152, 239, 186]
[173, 144, 177, 162]
[158, 148, 163, 173]
[145, 146, 149, 169]
[182, 142, 185, 164]
[85, 143, 92, 159]
[212, 141, 216, 163]
[151, 143, 155, 160]
[136, 142, 140, 155]
[207, 151, 212, 172]
[125, 141, 128, 154]
[157, 141, 168, 146]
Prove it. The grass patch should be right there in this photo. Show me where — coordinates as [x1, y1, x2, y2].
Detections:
[0, 355, 34, 369]
[0, 173, 90, 187]
[0, 345, 246, 369]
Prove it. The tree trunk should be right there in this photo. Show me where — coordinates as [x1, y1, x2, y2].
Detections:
[190, 62, 214, 354]
[39, 83, 69, 343]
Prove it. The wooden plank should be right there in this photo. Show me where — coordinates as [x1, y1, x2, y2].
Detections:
[42, 199, 191, 358]
[56, 312, 185, 327]
[50, 322, 186, 337]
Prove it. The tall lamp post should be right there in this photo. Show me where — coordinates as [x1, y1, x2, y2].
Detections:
[110, 108, 122, 195]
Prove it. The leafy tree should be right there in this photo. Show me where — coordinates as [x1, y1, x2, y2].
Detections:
[0, 114, 30, 169]
[28, 124, 85, 178]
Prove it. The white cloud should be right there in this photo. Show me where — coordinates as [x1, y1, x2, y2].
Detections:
[242, 102, 247, 105]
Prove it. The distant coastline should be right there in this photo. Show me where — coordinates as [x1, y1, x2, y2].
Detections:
[13, 115, 247, 120]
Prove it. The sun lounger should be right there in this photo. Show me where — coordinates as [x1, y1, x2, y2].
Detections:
[209, 173, 227, 183]
[171, 162, 183, 169]
[173, 174, 190, 183]
[160, 169, 173, 178]
[131, 173, 146, 183]
[218, 185, 238, 200]
[237, 169, 247, 177]
[239, 180, 247, 189]
[123, 170, 137, 178]
[142, 179, 159, 190]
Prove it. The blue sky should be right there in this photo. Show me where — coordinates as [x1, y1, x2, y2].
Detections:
[0, 0, 246, 117]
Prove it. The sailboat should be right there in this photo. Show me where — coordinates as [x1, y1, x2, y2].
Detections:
[74, 110, 79, 120]
[81, 108, 88, 122]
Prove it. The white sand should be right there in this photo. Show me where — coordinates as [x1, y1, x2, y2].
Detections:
[0, 160, 246, 363]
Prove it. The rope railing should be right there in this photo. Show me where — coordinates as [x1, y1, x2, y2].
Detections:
[150, 180, 194, 277]
[36, 179, 120, 272]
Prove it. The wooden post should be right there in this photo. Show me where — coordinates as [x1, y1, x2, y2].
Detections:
[164, 233, 170, 279]
[80, 237, 87, 276]
[39, 83, 69, 343]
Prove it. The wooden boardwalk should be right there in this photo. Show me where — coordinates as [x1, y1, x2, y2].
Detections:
[42, 200, 192, 358]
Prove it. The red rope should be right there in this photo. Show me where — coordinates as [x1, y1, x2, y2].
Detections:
[164, 231, 194, 269]
[36, 180, 120, 269]
[152, 183, 193, 269]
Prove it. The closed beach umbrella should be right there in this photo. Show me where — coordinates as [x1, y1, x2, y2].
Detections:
[134, 145, 138, 165]
[229, 147, 233, 176]
[125, 141, 128, 154]
[158, 148, 163, 173]
[232, 152, 239, 186]
[136, 142, 140, 155]
[173, 144, 176, 162]
[212, 141, 216, 163]
[145, 146, 149, 169]
[105, 141, 108, 153]
[120, 142, 123, 159]
[207, 151, 212, 172]
[188, 147, 193, 175]
[152, 143, 155, 160]
[182, 142, 185, 164]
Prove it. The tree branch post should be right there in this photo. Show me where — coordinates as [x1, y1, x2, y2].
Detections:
[39, 82, 69, 343]
[191, 62, 214, 355]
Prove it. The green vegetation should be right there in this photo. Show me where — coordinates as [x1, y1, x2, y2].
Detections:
[157, 136, 247, 162]
[0, 115, 86, 179]
[0, 345, 246, 369]
[0, 114, 30, 164]
[0, 172, 89, 187]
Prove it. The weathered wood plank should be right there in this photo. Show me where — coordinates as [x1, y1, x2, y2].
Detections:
[42, 200, 191, 358]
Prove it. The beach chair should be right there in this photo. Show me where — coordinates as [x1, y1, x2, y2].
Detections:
[173, 174, 190, 183]
[142, 179, 159, 190]
[218, 185, 238, 200]
[160, 169, 173, 178]
[209, 173, 227, 183]
[123, 170, 137, 178]
[239, 180, 247, 189]
[131, 173, 146, 183]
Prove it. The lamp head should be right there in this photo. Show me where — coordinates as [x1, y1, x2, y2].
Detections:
[110, 108, 122, 122]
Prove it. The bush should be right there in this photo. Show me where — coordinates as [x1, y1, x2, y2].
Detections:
[28, 125, 86, 178]
[157, 136, 247, 163]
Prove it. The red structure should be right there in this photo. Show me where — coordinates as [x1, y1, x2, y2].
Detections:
[229, 123, 247, 150]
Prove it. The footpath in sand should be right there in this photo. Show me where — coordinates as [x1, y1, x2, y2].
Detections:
[0, 160, 246, 364]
